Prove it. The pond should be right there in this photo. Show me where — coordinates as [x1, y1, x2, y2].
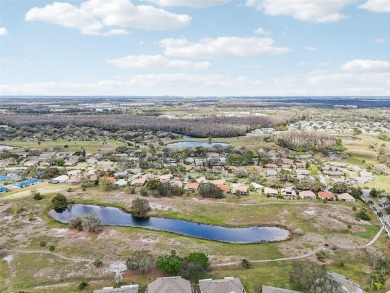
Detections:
[167, 141, 229, 148]
[49, 204, 290, 243]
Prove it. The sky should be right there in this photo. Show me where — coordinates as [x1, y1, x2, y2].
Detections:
[0, 0, 390, 96]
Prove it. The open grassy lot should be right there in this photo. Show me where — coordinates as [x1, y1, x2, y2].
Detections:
[1, 186, 389, 292]
[2, 138, 126, 154]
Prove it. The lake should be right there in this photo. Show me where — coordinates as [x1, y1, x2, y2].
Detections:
[49, 204, 290, 243]
[167, 141, 229, 148]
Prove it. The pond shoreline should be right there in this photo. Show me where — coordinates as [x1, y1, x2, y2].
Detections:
[48, 203, 292, 244]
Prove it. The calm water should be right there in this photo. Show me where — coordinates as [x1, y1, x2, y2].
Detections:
[49, 204, 290, 243]
[167, 141, 229, 148]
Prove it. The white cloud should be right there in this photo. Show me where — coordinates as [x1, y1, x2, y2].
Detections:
[341, 59, 390, 72]
[0, 74, 261, 96]
[360, 0, 390, 12]
[160, 37, 289, 58]
[107, 54, 210, 70]
[0, 27, 8, 36]
[246, 0, 356, 22]
[304, 46, 316, 51]
[25, 0, 191, 35]
[254, 27, 270, 35]
[142, 0, 230, 8]
[374, 37, 386, 44]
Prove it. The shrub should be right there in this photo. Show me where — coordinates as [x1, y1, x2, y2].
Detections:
[39, 240, 47, 247]
[93, 259, 103, 268]
[126, 250, 154, 273]
[51, 193, 68, 210]
[69, 216, 83, 231]
[131, 198, 151, 218]
[33, 191, 44, 200]
[49, 245, 55, 252]
[357, 210, 371, 221]
[241, 259, 251, 269]
[81, 213, 102, 233]
[156, 250, 183, 274]
[78, 281, 88, 290]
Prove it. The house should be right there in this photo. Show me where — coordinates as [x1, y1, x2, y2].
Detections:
[232, 185, 248, 196]
[337, 193, 355, 202]
[64, 156, 79, 166]
[115, 179, 128, 187]
[265, 163, 278, 169]
[266, 170, 278, 177]
[281, 187, 296, 199]
[196, 177, 207, 184]
[67, 177, 81, 185]
[171, 180, 183, 188]
[131, 178, 146, 187]
[299, 190, 316, 200]
[160, 174, 173, 182]
[217, 184, 230, 194]
[264, 187, 278, 197]
[50, 175, 69, 184]
[261, 286, 302, 293]
[296, 169, 309, 176]
[250, 182, 263, 191]
[67, 169, 82, 177]
[212, 179, 225, 186]
[184, 182, 199, 191]
[93, 285, 139, 293]
[146, 276, 192, 293]
[199, 277, 245, 293]
[318, 191, 336, 201]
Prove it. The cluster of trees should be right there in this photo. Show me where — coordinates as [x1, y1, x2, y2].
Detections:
[144, 179, 184, 197]
[0, 113, 281, 137]
[125, 250, 209, 279]
[68, 213, 102, 233]
[198, 183, 224, 199]
[290, 262, 343, 293]
[277, 131, 344, 152]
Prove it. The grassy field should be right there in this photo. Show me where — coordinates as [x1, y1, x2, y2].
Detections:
[1, 186, 389, 292]
[2, 138, 126, 153]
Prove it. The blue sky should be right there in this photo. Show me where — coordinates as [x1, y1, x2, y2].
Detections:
[1, 0, 390, 96]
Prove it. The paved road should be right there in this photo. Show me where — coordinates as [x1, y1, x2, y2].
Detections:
[361, 190, 390, 237]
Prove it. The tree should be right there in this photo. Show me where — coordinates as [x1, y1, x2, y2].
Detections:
[369, 188, 384, 198]
[198, 183, 224, 199]
[156, 250, 183, 274]
[78, 281, 88, 290]
[356, 209, 371, 221]
[179, 252, 209, 279]
[81, 213, 102, 233]
[131, 198, 151, 218]
[241, 259, 251, 269]
[51, 193, 68, 210]
[307, 276, 343, 293]
[126, 250, 154, 273]
[290, 261, 327, 291]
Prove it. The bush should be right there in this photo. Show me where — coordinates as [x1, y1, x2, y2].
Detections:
[51, 193, 68, 210]
[49, 245, 55, 252]
[140, 187, 148, 196]
[69, 213, 102, 233]
[156, 250, 183, 274]
[126, 250, 154, 273]
[198, 183, 224, 199]
[131, 198, 151, 218]
[78, 281, 88, 290]
[69, 216, 83, 231]
[241, 259, 251, 269]
[32, 191, 44, 200]
[39, 241, 47, 247]
[356, 210, 371, 221]
[93, 259, 103, 268]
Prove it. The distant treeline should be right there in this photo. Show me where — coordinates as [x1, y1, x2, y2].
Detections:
[0, 114, 284, 137]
